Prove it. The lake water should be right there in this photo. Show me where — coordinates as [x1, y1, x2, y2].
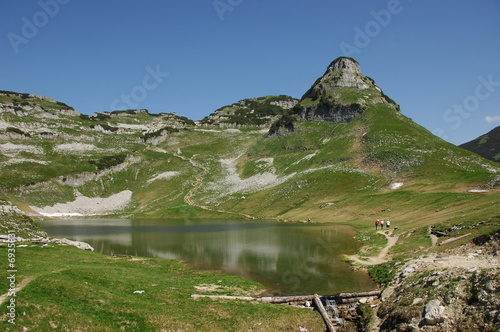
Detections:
[40, 218, 376, 295]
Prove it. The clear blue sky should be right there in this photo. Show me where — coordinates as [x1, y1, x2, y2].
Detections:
[1, 0, 499, 145]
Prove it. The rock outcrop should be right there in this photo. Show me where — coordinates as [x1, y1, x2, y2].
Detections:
[424, 299, 446, 325]
[201, 95, 298, 127]
[292, 56, 399, 123]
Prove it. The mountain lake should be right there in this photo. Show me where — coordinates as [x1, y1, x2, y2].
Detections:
[40, 218, 376, 295]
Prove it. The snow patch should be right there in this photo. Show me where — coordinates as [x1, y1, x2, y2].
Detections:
[468, 189, 489, 193]
[147, 171, 180, 183]
[30, 190, 133, 217]
[291, 152, 317, 166]
[391, 182, 404, 190]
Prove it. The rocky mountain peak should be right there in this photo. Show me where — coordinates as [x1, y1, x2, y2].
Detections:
[291, 56, 399, 124]
[326, 57, 361, 75]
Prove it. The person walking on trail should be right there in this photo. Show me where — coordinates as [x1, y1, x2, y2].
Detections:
[386, 220, 391, 229]
[380, 220, 384, 229]
[375, 219, 379, 230]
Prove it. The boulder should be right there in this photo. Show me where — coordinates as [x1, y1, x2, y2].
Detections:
[424, 299, 445, 325]
[51, 238, 94, 251]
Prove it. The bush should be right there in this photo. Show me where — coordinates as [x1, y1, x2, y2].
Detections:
[268, 114, 296, 136]
[89, 154, 127, 170]
[6, 127, 31, 137]
[142, 127, 179, 141]
[368, 260, 402, 285]
[56, 101, 73, 109]
[90, 124, 119, 132]
[91, 113, 111, 121]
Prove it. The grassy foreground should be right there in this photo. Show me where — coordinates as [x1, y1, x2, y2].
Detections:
[0, 244, 325, 331]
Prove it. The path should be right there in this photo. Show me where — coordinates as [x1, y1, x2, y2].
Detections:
[178, 153, 256, 220]
[0, 277, 34, 306]
[344, 230, 400, 266]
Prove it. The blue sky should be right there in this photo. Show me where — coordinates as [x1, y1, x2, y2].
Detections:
[1, 0, 499, 145]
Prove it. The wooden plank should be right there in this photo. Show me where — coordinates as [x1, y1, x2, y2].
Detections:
[191, 290, 381, 304]
[313, 294, 336, 332]
[260, 295, 314, 303]
[334, 290, 381, 298]
[191, 295, 255, 301]
[439, 233, 471, 246]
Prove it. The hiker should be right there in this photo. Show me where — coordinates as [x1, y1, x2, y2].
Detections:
[380, 220, 384, 229]
[375, 219, 379, 230]
[386, 220, 391, 229]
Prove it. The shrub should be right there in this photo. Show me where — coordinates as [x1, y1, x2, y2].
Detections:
[142, 127, 179, 141]
[56, 101, 73, 109]
[368, 260, 402, 285]
[6, 127, 31, 137]
[90, 124, 119, 132]
[89, 154, 127, 170]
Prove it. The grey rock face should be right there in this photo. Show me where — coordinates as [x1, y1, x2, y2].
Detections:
[321, 57, 372, 90]
[269, 100, 298, 109]
[424, 299, 445, 325]
[296, 103, 364, 123]
[326, 57, 361, 74]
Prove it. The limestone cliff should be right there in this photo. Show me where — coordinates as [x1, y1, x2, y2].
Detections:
[293, 57, 399, 123]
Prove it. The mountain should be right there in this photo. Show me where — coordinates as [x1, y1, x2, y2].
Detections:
[294, 57, 399, 122]
[0, 58, 498, 227]
[459, 126, 500, 162]
[2, 59, 499, 332]
[200, 95, 298, 127]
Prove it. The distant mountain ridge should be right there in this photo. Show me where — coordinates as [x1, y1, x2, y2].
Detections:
[460, 126, 500, 162]
[0, 57, 498, 223]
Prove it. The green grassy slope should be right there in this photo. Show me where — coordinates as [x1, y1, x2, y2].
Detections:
[0, 244, 324, 331]
[460, 125, 500, 162]
[1, 86, 498, 225]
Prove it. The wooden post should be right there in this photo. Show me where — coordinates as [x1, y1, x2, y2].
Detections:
[313, 294, 336, 332]
[335, 290, 382, 298]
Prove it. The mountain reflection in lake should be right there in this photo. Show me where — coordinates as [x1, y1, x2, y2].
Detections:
[40, 219, 376, 295]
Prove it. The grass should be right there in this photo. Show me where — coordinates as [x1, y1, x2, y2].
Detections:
[0, 244, 325, 331]
[353, 231, 388, 258]
[367, 260, 404, 285]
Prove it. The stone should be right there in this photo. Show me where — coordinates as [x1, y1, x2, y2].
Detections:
[401, 264, 418, 278]
[485, 281, 495, 292]
[411, 298, 423, 306]
[424, 299, 445, 325]
[51, 238, 94, 251]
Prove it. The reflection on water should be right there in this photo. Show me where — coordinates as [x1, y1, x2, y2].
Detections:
[40, 219, 376, 295]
